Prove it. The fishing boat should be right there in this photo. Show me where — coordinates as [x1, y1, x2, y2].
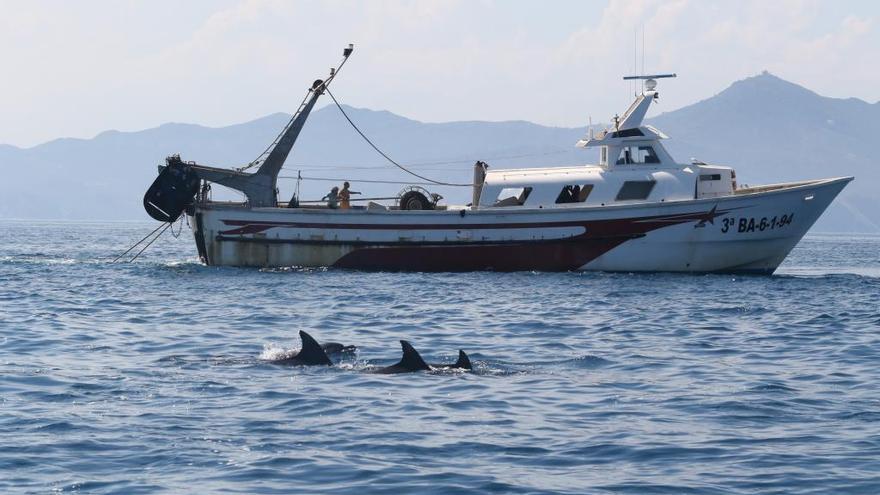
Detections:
[143, 45, 852, 273]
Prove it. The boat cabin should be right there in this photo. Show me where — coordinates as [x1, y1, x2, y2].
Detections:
[476, 79, 736, 209]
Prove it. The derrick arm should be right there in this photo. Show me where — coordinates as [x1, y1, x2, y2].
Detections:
[252, 80, 326, 200]
[187, 44, 353, 207]
[187, 81, 325, 207]
[188, 164, 272, 204]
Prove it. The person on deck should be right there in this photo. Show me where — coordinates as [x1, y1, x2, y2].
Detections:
[338, 181, 361, 210]
[322, 186, 340, 209]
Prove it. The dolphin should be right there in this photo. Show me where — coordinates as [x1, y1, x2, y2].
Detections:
[320, 341, 358, 356]
[270, 330, 340, 366]
[372, 340, 472, 374]
[435, 349, 472, 371]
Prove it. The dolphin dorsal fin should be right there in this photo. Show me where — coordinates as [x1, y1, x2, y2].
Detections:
[398, 340, 430, 371]
[454, 350, 472, 370]
[298, 330, 333, 366]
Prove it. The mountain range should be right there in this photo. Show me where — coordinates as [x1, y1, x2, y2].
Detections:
[1, 72, 876, 232]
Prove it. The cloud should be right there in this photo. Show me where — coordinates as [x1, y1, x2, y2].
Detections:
[0, 0, 876, 147]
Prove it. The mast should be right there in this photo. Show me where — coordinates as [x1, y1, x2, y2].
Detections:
[618, 73, 675, 130]
[188, 44, 354, 207]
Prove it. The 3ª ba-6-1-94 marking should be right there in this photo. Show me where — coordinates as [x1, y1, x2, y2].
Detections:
[721, 213, 794, 233]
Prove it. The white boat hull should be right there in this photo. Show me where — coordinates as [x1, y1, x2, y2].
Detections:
[187, 177, 851, 274]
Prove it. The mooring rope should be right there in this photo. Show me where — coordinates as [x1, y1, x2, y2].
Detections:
[128, 222, 172, 263]
[112, 222, 168, 263]
[111, 221, 173, 263]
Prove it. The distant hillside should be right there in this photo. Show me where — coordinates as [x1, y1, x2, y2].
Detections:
[0, 73, 875, 232]
[0, 105, 585, 222]
[652, 72, 879, 232]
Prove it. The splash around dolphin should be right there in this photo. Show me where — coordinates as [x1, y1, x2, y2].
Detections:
[268, 330, 355, 366]
[371, 340, 472, 374]
[265, 333, 470, 373]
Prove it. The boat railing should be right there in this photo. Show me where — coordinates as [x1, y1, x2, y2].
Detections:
[734, 179, 825, 195]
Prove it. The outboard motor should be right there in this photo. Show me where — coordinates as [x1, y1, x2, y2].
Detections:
[143, 155, 200, 222]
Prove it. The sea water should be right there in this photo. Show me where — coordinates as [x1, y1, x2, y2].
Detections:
[1, 220, 879, 494]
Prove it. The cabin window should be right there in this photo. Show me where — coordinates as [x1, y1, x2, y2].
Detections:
[615, 145, 660, 165]
[610, 128, 644, 138]
[700, 174, 722, 181]
[616, 180, 655, 201]
[555, 184, 594, 204]
[600, 147, 608, 165]
[577, 184, 594, 202]
[493, 186, 533, 207]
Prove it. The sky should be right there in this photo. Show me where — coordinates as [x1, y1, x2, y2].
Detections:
[1, 0, 878, 148]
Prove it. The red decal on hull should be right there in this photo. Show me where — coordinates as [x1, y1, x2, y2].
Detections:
[330, 211, 727, 271]
[210, 206, 745, 271]
[332, 238, 630, 272]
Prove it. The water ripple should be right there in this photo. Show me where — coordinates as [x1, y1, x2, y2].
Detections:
[1, 222, 879, 494]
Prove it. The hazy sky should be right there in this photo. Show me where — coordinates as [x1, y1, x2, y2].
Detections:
[2, 0, 877, 147]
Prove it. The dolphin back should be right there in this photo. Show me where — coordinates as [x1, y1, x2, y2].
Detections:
[397, 340, 431, 371]
[321, 342, 357, 355]
[297, 330, 333, 366]
[454, 350, 472, 370]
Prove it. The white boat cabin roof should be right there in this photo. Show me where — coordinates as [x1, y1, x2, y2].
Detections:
[476, 78, 737, 209]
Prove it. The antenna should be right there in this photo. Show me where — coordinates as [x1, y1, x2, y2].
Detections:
[623, 74, 677, 80]
[622, 73, 676, 101]
[633, 28, 638, 96]
[641, 25, 645, 89]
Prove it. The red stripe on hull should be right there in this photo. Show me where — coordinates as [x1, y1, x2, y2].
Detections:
[332, 238, 631, 272]
[331, 213, 709, 271]
[214, 206, 739, 271]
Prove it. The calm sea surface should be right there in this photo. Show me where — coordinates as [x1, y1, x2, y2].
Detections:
[1, 220, 879, 494]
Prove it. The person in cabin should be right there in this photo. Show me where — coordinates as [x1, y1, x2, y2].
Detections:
[338, 181, 361, 209]
[322, 186, 340, 209]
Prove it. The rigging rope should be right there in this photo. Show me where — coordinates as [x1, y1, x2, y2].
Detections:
[128, 222, 172, 263]
[240, 47, 352, 173]
[297, 196, 399, 203]
[237, 91, 313, 172]
[112, 222, 167, 263]
[284, 148, 572, 172]
[279, 175, 460, 186]
[324, 87, 474, 187]
[170, 215, 184, 238]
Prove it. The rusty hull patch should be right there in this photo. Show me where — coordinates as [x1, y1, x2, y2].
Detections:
[208, 235, 352, 267]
